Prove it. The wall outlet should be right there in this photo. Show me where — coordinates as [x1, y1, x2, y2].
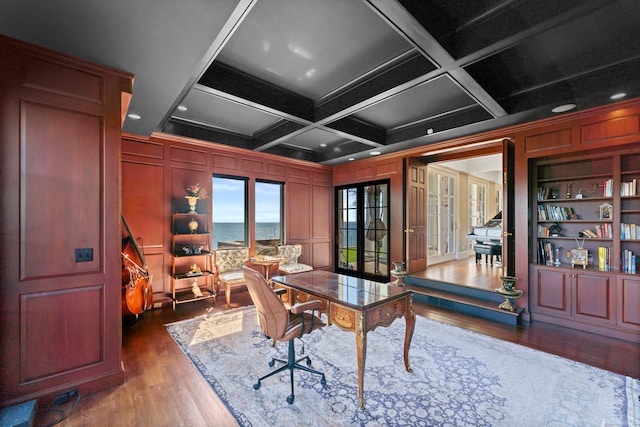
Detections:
[74, 248, 93, 262]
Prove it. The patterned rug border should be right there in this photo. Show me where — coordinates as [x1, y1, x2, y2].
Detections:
[166, 305, 639, 426]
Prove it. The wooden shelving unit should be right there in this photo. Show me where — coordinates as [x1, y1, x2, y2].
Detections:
[171, 201, 216, 310]
[529, 148, 640, 342]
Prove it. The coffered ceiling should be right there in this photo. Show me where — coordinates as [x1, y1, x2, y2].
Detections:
[2, 0, 639, 165]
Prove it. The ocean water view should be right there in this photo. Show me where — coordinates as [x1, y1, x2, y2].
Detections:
[212, 222, 360, 248]
[212, 222, 280, 248]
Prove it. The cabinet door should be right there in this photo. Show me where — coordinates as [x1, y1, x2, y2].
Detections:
[572, 272, 615, 323]
[617, 276, 640, 331]
[533, 267, 570, 315]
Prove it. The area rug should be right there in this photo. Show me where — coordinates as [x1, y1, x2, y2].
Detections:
[166, 306, 639, 426]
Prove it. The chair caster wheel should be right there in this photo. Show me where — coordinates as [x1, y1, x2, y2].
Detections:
[306, 358, 312, 367]
[320, 376, 326, 386]
[268, 360, 275, 367]
[254, 382, 261, 390]
[287, 395, 294, 404]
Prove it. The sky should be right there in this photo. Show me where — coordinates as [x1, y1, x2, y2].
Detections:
[212, 177, 280, 223]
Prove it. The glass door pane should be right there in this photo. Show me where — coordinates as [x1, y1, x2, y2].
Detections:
[336, 181, 389, 280]
[364, 183, 389, 277]
[428, 173, 440, 256]
[337, 187, 358, 271]
[428, 169, 457, 263]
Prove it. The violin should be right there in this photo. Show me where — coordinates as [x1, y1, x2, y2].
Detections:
[121, 214, 153, 316]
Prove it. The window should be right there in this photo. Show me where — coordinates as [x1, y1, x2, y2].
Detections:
[212, 175, 247, 249]
[255, 180, 283, 255]
[336, 180, 389, 280]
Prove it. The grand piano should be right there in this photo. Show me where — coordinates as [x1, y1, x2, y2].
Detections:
[466, 211, 502, 266]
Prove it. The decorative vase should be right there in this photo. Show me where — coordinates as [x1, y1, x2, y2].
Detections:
[186, 196, 198, 213]
[188, 218, 199, 234]
[391, 261, 407, 287]
[500, 276, 517, 291]
[392, 261, 405, 273]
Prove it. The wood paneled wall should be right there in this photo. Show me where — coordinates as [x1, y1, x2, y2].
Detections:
[121, 133, 333, 298]
[334, 98, 640, 322]
[333, 157, 406, 270]
[0, 36, 133, 406]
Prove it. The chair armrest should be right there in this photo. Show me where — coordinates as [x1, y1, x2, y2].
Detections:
[290, 299, 321, 314]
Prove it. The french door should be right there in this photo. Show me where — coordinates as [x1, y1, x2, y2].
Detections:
[335, 180, 390, 281]
[427, 167, 457, 265]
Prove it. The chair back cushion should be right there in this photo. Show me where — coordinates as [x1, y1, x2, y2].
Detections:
[242, 266, 289, 339]
[276, 244, 302, 265]
[214, 248, 249, 274]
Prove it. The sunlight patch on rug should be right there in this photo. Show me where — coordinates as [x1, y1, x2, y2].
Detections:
[166, 306, 639, 426]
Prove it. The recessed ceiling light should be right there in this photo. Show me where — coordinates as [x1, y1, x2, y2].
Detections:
[426, 128, 434, 135]
[551, 104, 576, 113]
[348, 157, 355, 161]
[177, 105, 188, 111]
[370, 151, 381, 156]
[320, 143, 327, 147]
[127, 113, 141, 120]
[610, 92, 627, 100]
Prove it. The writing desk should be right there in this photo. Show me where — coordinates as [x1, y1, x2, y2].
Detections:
[270, 270, 415, 409]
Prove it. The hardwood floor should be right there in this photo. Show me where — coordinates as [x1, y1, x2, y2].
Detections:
[411, 256, 504, 291]
[38, 286, 639, 427]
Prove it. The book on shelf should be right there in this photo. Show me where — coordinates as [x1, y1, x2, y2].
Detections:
[580, 228, 598, 238]
[537, 186, 555, 200]
[598, 246, 613, 271]
[620, 179, 638, 196]
[602, 179, 613, 197]
[594, 223, 612, 239]
[621, 223, 638, 240]
[622, 250, 637, 274]
[538, 240, 555, 265]
[537, 204, 576, 221]
[538, 225, 550, 237]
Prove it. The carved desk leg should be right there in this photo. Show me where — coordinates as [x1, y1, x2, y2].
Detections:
[355, 311, 367, 410]
[404, 296, 416, 373]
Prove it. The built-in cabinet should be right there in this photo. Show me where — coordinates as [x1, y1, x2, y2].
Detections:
[171, 200, 216, 309]
[530, 147, 640, 342]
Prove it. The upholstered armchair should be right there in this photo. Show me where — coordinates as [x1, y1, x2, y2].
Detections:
[213, 247, 249, 306]
[276, 244, 313, 274]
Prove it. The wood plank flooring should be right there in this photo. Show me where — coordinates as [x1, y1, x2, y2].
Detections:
[37, 281, 639, 427]
[411, 256, 504, 291]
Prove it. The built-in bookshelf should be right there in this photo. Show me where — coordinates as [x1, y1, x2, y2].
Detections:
[620, 151, 640, 274]
[530, 147, 640, 343]
[533, 151, 639, 273]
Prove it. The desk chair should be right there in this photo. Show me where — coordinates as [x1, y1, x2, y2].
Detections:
[242, 266, 326, 404]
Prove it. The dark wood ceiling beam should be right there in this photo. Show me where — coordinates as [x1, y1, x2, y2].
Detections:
[198, 62, 315, 122]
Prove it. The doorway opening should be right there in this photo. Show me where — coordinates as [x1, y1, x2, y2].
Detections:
[407, 141, 512, 292]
